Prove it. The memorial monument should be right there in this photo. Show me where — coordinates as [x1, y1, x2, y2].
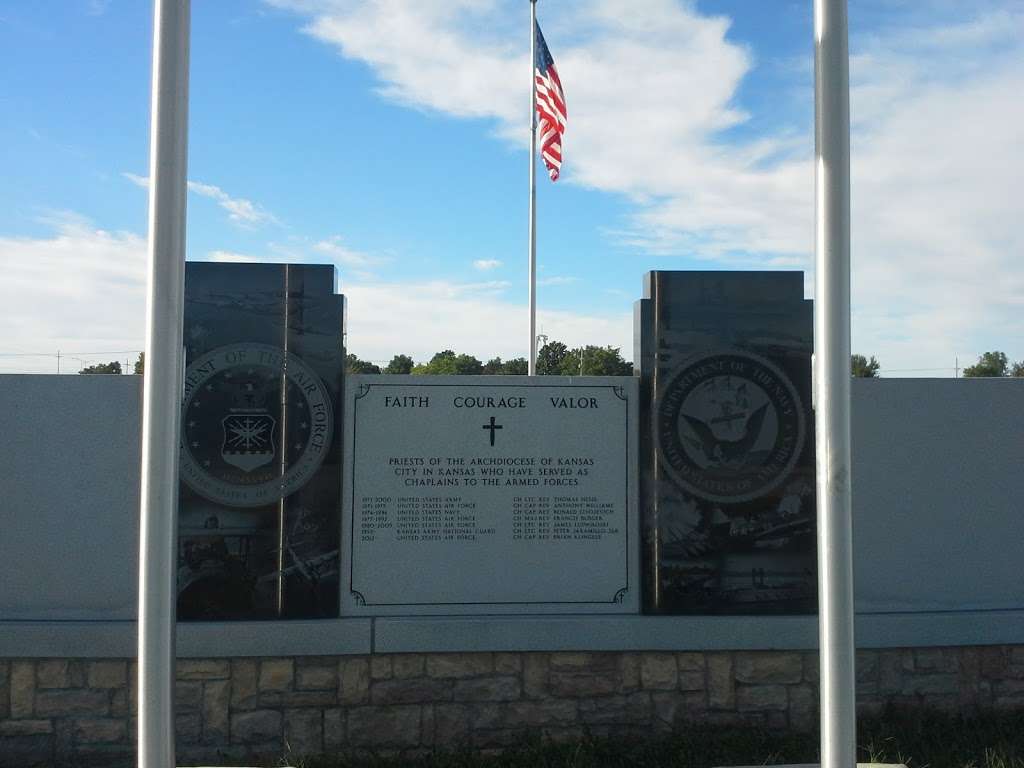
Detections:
[635, 271, 817, 614]
[177, 262, 345, 620]
[173, 264, 814, 620]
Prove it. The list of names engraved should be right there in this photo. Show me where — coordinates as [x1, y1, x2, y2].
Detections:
[343, 379, 637, 614]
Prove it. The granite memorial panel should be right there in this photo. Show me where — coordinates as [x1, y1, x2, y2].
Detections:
[341, 376, 640, 615]
[635, 271, 816, 614]
[177, 262, 345, 620]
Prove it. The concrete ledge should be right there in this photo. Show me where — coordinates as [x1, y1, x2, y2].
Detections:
[0, 619, 373, 658]
[179, 619, 373, 657]
[373, 615, 819, 653]
[856, 610, 1024, 648]
[2, 611, 1023, 658]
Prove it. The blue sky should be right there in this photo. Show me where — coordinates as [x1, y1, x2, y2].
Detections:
[1, 0, 1022, 374]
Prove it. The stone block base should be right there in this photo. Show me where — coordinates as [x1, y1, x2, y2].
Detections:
[2, 646, 1023, 766]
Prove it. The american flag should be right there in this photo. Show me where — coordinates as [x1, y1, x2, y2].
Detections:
[534, 21, 566, 182]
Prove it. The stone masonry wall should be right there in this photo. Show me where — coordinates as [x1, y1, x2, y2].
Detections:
[2, 646, 1024, 767]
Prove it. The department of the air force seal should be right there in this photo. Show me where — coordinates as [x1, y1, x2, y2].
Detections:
[179, 343, 334, 507]
[657, 350, 805, 504]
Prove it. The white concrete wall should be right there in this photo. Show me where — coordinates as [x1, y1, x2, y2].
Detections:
[851, 379, 1024, 613]
[0, 375, 140, 621]
[1, 374, 1022, 654]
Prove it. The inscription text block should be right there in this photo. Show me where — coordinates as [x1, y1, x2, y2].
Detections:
[342, 376, 639, 615]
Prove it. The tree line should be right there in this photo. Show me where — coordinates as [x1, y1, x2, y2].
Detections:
[850, 352, 1024, 378]
[78, 349, 1024, 378]
[346, 341, 633, 377]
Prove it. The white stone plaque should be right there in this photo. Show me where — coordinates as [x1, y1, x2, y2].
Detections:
[341, 376, 639, 615]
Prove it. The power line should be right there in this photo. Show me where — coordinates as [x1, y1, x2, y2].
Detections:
[0, 350, 143, 357]
[876, 370, 954, 376]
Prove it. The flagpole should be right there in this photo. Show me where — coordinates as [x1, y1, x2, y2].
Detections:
[138, 1, 190, 766]
[813, 1, 855, 768]
[528, 0, 538, 375]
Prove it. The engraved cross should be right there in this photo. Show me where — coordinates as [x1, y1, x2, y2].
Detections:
[482, 416, 503, 446]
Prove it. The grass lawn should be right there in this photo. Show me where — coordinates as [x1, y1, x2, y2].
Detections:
[283, 710, 1024, 768]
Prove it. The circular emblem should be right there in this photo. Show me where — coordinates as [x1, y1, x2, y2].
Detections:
[657, 350, 805, 503]
[180, 343, 334, 507]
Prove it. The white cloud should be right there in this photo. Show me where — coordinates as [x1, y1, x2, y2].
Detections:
[538, 276, 579, 287]
[0, 213, 146, 373]
[0, 217, 631, 373]
[8, 4, 1021, 376]
[267, 1, 1024, 373]
[265, 0, 782, 252]
[121, 172, 278, 227]
[846, 11, 1024, 370]
[343, 280, 630, 366]
[186, 181, 278, 227]
[472, 259, 503, 271]
[313, 237, 381, 268]
[122, 172, 148, 189]
[4, 203, 1016, 377]
[206, 250, 255, 263]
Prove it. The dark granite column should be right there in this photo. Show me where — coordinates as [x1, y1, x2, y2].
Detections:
[635, 271, 817, 614]
[177, 263, 345, 620]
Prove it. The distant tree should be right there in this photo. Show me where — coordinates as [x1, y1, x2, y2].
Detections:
[482, 357, 527, 375]
[585, 346, 633, 376]
[79, 361, 122, 375]
[412, 350, 483, 375]
[384, 354, 414, 375]
[133, 352, 145, 375]
[558, 346, 632, 376]
[346, 353, 381, 374]
[482, 357, 504, 375]
[536, 341, 569, 375]
[851, 354, 880, 378]
[452, 353, 483, 375]
[501, 357, 528, 375]
[412, 349, 455, 375]
[1011, 361, 1024, 378]
[963, 351, 1008, 378]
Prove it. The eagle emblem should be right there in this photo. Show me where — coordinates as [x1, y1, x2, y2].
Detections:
[657, 350, 805, 503]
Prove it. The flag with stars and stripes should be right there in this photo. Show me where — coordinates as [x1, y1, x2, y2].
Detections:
[534, 21, 566, 181]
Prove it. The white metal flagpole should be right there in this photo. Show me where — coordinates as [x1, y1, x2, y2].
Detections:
[528, 0, 538, 375]
[813, 1, 855, 767]
[138, 1, 190, 766]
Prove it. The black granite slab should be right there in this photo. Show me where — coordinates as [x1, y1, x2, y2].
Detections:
[636, 271, 817, 614]
[177, 262, 345, 620]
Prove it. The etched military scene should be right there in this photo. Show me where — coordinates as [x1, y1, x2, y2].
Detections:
[637, 271, 817, 614]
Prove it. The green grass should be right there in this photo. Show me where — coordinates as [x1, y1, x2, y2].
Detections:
[286, 710, 1024, 768]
